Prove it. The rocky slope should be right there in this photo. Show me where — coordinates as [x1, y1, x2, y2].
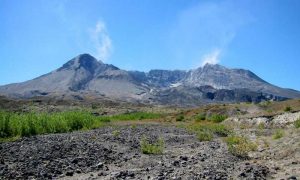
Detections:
[0, 125, 270, 179]
[0, 54, 299, 106]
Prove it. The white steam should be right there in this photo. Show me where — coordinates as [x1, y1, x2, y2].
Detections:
[201, 49, 221, 66]
[90, 20, 113, 62]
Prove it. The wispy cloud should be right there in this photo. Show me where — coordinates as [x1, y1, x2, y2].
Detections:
[89, 20, 113, 62]
[201, 49, 221, 66]
[169, 0, 252, 67]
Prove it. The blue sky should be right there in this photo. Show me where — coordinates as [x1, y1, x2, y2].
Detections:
[0, 0, 300, 90]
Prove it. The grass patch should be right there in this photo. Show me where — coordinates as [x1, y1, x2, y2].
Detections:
[258, 122, 266, 130]
[195, 113, 206, 122]
[294, 118, 300, 128]
[176, 114, 185, 122]
[259, 101, 271, 108]
[110, 112, 161, 121]
[0, 111, 161, 140]
[207, 114, 228, 123]
[0, 136, 20, 143]
[130, 124, 137, 129]
[140, 136, 164, 154]
[187, 122, 232, 142]
[273, 129, 284, 139]
[224, 135, 257, 158]
[112, 130, 120, 137]
[284, 106, 292, 112]
[196, 131, 213, 141]
[191, 123, 232, 137]
[256, 122, 266, 136]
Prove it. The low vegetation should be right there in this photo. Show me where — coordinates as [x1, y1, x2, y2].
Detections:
[111, 112, 161, 121]
[187, 122, 232, 141]
[195, 113, 206, 122]
[224, 135, 257, 158]
[140, 136, 164, 154]
[207, 114, 228, 123]
[294, 118, 300, 128]
[284, 106, 292, 112]
[176, 114, 185, 121]
[194, 113, 227, 123]
[112, 130, 120, 137]
[196, 131, 213, 141]
[259, 100, 271, 108]
[0, 111, 161, 140]
[272, 129, 284, 139]
[258, 122, 266, 130]
[256, 122, 266, 136]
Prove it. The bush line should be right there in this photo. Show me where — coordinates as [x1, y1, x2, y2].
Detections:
[0, 111, 161, 139]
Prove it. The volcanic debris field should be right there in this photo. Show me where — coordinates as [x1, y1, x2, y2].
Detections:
[1, 98, 300, 179]
[1, 125, 270, 179]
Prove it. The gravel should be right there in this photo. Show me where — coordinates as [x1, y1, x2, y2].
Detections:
[0, 125, 270, 179]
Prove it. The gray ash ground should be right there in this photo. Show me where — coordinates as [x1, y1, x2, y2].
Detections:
[0, 125, 270, 179]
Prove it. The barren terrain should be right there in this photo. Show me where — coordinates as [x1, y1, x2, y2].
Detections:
[1, 97, 300, 179]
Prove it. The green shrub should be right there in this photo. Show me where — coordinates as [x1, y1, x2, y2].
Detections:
[21, 114, 38, 137]
[284, 106, 292, 112]
[112, 130, 120, 137]
[208, 124, 232, 136]
[130, 124, 137, 129]
[197, 131, 213, 141]
[140, 136, 164, 154]
[0, 111, 161, 140]
[258, 122, 266, 130]
[109, 112, 161, 121]
[294, 118, 300, 128]
[259, 101, 271, 107]
[273, 129, 284, 139]
[225, 136, 257, 157]
[207, 114, 228, 123]
[195, 113, 206, 122]
[256, 122, 266, 136]
[0, 112, 12, 137]
[176, 115, 185, 121]
[187, 123, 232, 141]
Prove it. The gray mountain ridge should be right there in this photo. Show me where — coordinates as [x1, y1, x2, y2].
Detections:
[0, 53, 299, 106]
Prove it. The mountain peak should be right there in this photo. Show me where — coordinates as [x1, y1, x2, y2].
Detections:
[202, 63, 225, 70]
[58, 54, 102, 72]
[1, 54, 300, 104]
[76, 54, 103, 64]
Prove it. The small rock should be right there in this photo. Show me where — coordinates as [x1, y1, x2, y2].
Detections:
[111, 171, 120, 178]
[66, 171, 74, 176]
[172, 160, 180, 167]
[75, 169, 82, 174]
[96, 162, 104, 168]
[98, 171, 108, 176]
[239, 172, 246, 177]
[180, 156, 188, 161]
[127, 171, 135, 177]
[71, 158, 78, 164]
[104, 166, 109, 171]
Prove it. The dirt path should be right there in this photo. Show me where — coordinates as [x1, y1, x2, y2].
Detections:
[1, 125, 270, 179]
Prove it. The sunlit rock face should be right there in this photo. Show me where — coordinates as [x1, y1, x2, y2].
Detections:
[0, 54, 299, 106]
